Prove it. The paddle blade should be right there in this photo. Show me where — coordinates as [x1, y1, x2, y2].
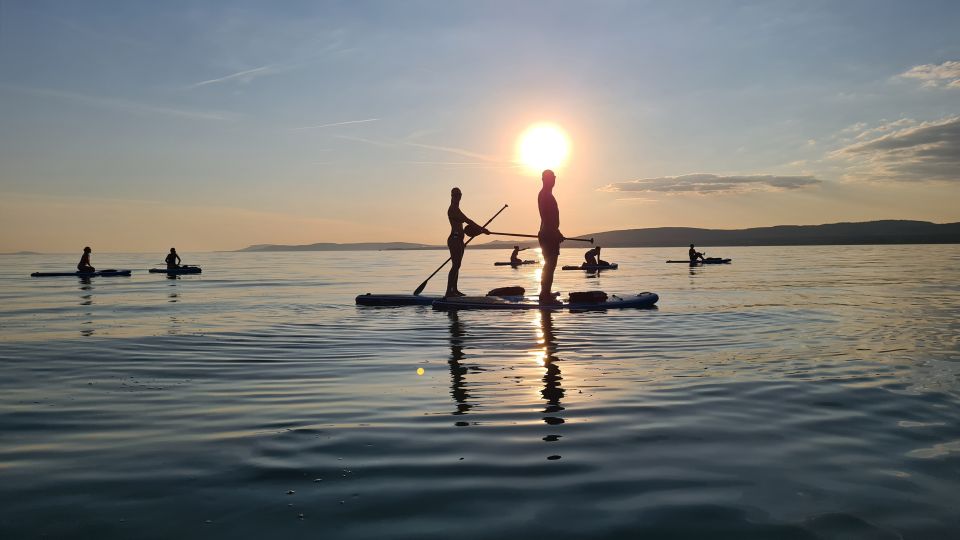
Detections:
[413, 280, 428, 296]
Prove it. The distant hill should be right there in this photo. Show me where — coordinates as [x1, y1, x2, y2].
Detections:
[478, 220, 960, 248]
[0, 251, 42, 255]
[237, 220, 960, 252]
[589, 220, 960, 247]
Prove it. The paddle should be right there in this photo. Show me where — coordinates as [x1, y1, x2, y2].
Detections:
[413, 204, 508, 296]
[487, 231, 594, 244]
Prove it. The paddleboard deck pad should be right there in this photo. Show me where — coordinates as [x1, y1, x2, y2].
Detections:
[356, 293, 440, 306]
[494, 260, 537, 266]
[149, 266, 202, 274]
[31, 269, 132, 278]
[433, 292, 658, 311]
[561, 263, 619, 271]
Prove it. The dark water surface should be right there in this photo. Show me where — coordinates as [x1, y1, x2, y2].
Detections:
[1, 246, 959, 539]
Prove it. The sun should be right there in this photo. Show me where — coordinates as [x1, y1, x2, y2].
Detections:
[517, 123, 570, 172]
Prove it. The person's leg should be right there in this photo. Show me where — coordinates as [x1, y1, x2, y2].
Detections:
[446, 237, 464, 296]
[446, 263, 460, 295]
[541, 260, 554, 294]
[541, 250, 557, 297]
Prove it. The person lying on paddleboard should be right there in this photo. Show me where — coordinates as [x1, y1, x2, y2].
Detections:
[445, 187, 489, 298]
[538, 170, 564, 305]
[165, 248, 181, 269]
[689, 244, 705, 262]
[510, 245, 527, 265]
[584, 246, 610, 267]
[77, 247, 95, 273]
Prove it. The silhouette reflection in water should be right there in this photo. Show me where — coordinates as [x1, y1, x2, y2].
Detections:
[446, 310, 473, 423]
[79, 278, 93, 306]
[536, 311, 565, 426]
[79, 278, 94, 336]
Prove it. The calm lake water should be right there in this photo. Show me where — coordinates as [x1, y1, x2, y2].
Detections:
[1, 245, 959, 539]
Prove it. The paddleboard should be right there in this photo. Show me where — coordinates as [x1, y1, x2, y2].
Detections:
[666, 258, 731, 264]
[356, 293, 440, 306]
[149, 266, 202, 274]
[494, 260, 536, 266]
[31, 269, 132, 278]
[433, 292, 658, 311]
[561, 263, 619, 271]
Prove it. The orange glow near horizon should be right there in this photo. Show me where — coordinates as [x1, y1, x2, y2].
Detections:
[517, 123, 570, 173]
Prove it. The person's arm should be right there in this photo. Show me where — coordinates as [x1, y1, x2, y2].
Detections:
[457, 208, 476, 228]
[463, 213, 489, 234]
[176, 254, 182, 265]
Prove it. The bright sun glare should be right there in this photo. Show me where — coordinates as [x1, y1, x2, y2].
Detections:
[518, 124, 570, 172]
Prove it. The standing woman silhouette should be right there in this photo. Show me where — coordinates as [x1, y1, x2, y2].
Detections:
[445, 187, 488, 297]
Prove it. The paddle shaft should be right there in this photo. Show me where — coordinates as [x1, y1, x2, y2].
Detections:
[413, 204, 508, 295]
[487, 231, 594, 244]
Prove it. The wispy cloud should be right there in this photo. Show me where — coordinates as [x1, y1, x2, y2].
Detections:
[334, 134, 395, 148]
[613, 197, 658, 203]
[188, 34, 354, 91]
[1, 85, 239, 121]
[338, 134, 507, 164]
[830, 116, 960, 183]
[191, 65, 282, 88]
[898, 60, 960, 89]
[290, 118, 380, 131]
[403, 141, 497, 162]
[600, 174, 821, 195]
[402, 161, 491, 166]
[400, 160, 521, 171]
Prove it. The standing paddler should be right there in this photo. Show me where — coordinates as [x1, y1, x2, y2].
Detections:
[445, 187, 489, 298]
[538, 170, 564, 305]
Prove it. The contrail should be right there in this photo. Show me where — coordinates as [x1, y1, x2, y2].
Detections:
[291, 118, 380, 130]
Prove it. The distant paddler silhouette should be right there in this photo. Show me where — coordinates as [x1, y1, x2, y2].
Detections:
[510, 245, 528, 265]
[77, 246, 95, 273]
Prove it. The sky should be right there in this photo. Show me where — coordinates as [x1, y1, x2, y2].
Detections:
[1, 0, 959, 252]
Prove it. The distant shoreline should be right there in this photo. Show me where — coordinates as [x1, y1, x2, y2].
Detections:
[6, 220, 959, 254]
[234, 220, 960, 252]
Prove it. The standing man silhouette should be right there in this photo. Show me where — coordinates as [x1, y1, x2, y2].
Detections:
[538, 170, 564, 305]
[445, 187, 488, 298]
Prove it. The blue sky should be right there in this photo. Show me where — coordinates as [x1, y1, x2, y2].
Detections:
[1, 0, 958, 251]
